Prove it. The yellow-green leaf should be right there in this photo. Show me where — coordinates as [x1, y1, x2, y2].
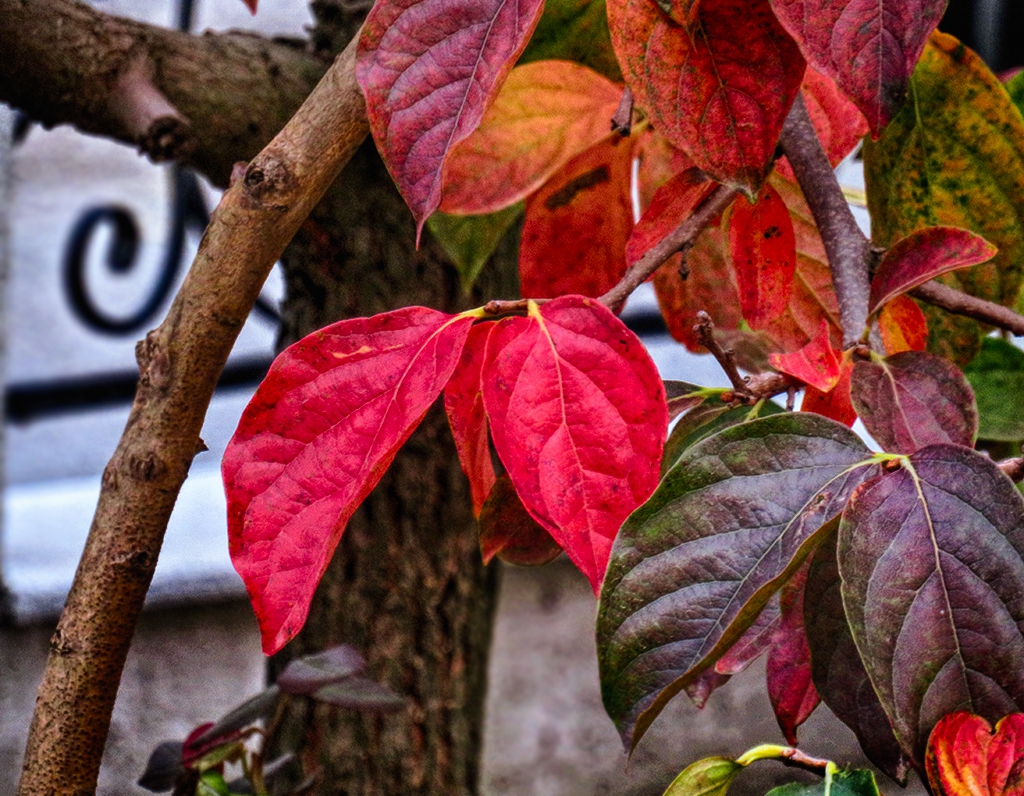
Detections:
[863, 33, 1024, 364]
[426, 204, 524, 293]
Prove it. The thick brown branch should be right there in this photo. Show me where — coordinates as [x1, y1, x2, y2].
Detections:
[912, 281, 1024, 336]
[779, 94, 871, 349]
[17, 34, 369, 796]
[599, 182, 738, 312]
[0, 0, 328, 185]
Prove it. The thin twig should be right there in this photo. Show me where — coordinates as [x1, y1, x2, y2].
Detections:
[599, 183, 738, 312]
[912, 281, 1024, 336]
[779, 94, 871, 349]
[694, 312, 747, 393]
[17, 32, 369, 796]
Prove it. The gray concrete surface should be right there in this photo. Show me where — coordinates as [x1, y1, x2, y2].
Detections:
[0, 560, 926, 796]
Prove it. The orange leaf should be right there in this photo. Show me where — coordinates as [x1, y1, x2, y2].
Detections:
[520, 136, 635, 299]
[627, 167, 715, 267]
[926, 712, 1024, 796]
[441, 60, 622, 215]
[879, 295, 928, 355]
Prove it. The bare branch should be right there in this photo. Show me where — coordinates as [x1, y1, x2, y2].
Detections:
[16, 33, 369, 796]
[599, 183, 738, 312]
[694, 311, 748, 393]
[611, 86, 634, 136]
[778, 94, 871, 349]
[0, 0, 328, 185]
[999, 457, 1024, 483]
[912, 281, 1024, 336]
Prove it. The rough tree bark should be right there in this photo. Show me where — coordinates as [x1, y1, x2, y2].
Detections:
[0, 0, 327, 184]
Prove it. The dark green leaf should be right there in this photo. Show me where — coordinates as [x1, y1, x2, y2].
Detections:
[1008, 71, 1024, 117]
[804, 535, 910, 783]
[312, 677, 407, 711]
[277, 645, 365, 696]
[765, 769, 881, 796]
[598, 414, 876, 750]
[517, 0, 622, 80]
[138, 741, 185, 793]
[190, 686, 280, 748]
[664, 380, 710, 421]
[863, 34, 1024, 365]
[425, 204, 524, 293]
[850, 351, 977, 454]
[662, 757, 743, 796]
[964, 337, 1024, 442]
[661, 398, 784, 474]
[839, 445, 1024, 763]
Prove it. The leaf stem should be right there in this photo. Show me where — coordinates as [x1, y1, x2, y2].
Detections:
[778, 94, 871, 349]
[598, 183, 739, 312]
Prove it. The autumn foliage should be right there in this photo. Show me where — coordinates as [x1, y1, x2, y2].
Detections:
[224, 0, 1024, 791]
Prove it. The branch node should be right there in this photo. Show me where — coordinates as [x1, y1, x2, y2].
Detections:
[611, 86, 634, 137]
[694, 311, 748, 395]
[998, 457, 1024, 483]
[110, 56, 195, 163]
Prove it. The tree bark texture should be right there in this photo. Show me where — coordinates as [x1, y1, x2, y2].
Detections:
[267, 136, 521, 795]
[0, 0, 327, 185]
[16, 35, 368, 796]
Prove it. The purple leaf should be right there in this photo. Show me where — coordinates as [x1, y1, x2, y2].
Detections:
[850, 351, 978, 454]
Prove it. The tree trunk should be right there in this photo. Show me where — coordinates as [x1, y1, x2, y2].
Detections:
[269, 132, 519, 794]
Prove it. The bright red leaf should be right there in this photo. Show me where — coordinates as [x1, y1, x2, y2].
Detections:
[440, 60, 623, 215]
[223, 307, 479, 654]
[444, 323, 497, 517]
[869, 227, 998, 313]
[879, 295, 928, 354]
[766, 563, 820, 744]
[802, 357, 856, 426]
[478, 474, 563, 566]
[481, 296, 667, 591]
[730, 182, 798, 329]
[520, 136, 635, 299]
[608, 0, 805, 194]
[770, 0, 945, 135]
[769, 320, 841, 392]
[927, 713, 1024, 796]
[356, 0, 546, 235]
[627, 167, 716, 268]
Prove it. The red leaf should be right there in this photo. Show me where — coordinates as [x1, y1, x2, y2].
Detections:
[879, 295, 928, 354]
[478, 475, 563, 566]
[801, 358, 856, 426]
[223, 307, 478, 654]
[520, 137, 635, 299]
[776, 66, 869, 180]
[685, 668, 732, 709]
[730, 182, 798, 329]
[636, 129, 696, 212]
[654, 223, 744, 350]
[766, 563, 820, 745]
[869, 227, 998, 313]
[769, 320, 841, 392]
[481, 296, 667, 591]
[444, 323, 497, 517]
[715, 596, 782, 674]
[356, 0, 546, 235]
[763, 172, 841, 353]
[608, 0, 805, 193]
[440, 60, 623, 215]
[926, 713, 1024, 796]
[627, 167, 716, 268]
[242, 0, 257, 12]
[770, 0, 945, 135]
